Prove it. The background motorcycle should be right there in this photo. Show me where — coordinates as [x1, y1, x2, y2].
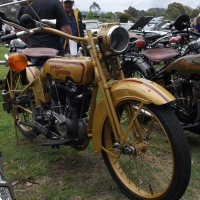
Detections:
[0, 151, 15, 200]
[123, 14, 200, 134]
[0, 9, 191, 200]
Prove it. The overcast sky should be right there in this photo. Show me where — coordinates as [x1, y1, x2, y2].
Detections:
[74, 0, 200, 13]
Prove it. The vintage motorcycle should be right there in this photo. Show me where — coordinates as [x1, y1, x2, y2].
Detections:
[122, 14, 200, 135]
[0, 8, 191, 200]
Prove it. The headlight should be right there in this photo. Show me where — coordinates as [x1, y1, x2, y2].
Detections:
[98, 23, 129, 53]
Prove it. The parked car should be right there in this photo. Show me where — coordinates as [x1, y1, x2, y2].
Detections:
[121, 16, 163, 42]
[120, 22, 138, 41]
[151, 20, 174, 32]
[126, 16, 169, 42]
[120, 22, 134, 30]
[83, 20, 101, 37]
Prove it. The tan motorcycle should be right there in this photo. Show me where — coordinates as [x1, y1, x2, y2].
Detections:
[0, 12, 191, 200]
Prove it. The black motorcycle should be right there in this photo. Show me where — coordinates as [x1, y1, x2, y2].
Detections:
[122, 14, 200, 134]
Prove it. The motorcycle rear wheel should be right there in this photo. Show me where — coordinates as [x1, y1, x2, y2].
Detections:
[9, 72, 41, 138]
[123, 60, 149, 78]
[102, 101, 191, 200]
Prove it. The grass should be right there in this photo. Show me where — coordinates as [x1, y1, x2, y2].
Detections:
[0, 46, 200, 199]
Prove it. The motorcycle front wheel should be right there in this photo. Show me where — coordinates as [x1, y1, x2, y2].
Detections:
[102, 101, 191, 200]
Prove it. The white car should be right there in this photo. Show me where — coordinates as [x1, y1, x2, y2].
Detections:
[83, 20, 101, 37]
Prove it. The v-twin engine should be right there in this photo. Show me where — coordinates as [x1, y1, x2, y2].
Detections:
[170, 75, 200, 124]
[34, 80, 92, 140]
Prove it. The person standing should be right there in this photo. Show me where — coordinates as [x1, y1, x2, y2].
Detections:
[60, 0, 84, 53]
[192, 15, 200, 33]
[61, 0, 84, 37]
[16, 0, 72, 57]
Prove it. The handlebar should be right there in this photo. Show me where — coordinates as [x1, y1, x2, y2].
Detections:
[0, 14, 92, 44]
[171, 29, 200, 37]
[0, 61, 7, 65]
[1, 33, 17, 42]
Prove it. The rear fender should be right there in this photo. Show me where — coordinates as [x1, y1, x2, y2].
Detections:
[92, 78, 175, 154]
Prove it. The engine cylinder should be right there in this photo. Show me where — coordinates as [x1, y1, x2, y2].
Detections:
[193, 81, 200, 99]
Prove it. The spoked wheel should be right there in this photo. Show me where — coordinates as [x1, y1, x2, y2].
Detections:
[9, 71, 41, 138]
[102, 101, 191, 200]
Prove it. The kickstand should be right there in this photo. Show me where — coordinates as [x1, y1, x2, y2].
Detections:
[12, 106, 19, 146]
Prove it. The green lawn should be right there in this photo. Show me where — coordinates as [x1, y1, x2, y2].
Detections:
[0, 46, 10, 79]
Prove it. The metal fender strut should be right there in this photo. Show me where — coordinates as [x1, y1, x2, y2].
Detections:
[92, 78, 175, 154]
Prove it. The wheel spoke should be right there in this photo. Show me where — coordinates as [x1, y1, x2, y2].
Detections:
[102, 100, 190, 199]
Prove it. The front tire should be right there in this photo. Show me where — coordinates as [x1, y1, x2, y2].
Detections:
[102, 101, 191, 200]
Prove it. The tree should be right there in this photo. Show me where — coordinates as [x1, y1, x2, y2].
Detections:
[165, 2, 185, 20]
[190, 9, 200, 18]
[89, 2, 101, 13]
[124, 6, 138, 18]
[183, 5, 193, 17]
[86, 11, 93, 19]
[118, 13, 131, 23]
[106, 12, 115, 19]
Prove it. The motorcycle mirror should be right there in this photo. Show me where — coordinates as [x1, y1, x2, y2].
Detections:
[174, 14, 190, 31]
[20, 14, 35, 26]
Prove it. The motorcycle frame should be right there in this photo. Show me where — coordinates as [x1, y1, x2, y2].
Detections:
[3, 25, 176, 154]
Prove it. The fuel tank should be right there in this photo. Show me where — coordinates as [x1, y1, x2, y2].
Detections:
[165, 54, 200, 76]
[41, 56, 94, 84]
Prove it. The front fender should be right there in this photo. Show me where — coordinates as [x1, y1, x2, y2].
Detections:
[92, 78, 175, 154]
[111, 78, 175, 105]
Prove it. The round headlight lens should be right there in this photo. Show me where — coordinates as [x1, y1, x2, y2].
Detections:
[107, 26, 129, 53]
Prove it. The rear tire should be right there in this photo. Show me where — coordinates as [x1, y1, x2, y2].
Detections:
[102, 101, 191, 200]
[9, 72, 41, 138]
[123, 60, 150, 78]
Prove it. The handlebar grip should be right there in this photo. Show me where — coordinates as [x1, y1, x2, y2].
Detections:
[172, 30, 187, 34]
[190, 31, 200, 37]
[1, 33, 17, 42]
